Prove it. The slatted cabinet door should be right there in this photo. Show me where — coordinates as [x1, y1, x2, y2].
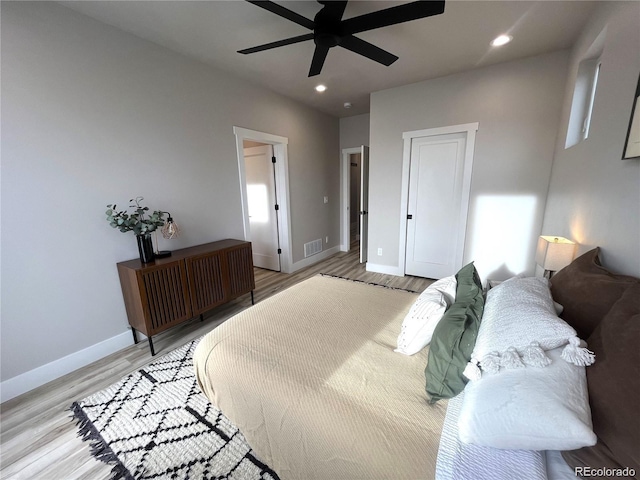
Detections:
[227, 243, 255, 300]
[139, 261, 192, 334]
[186, 251, 227, 316]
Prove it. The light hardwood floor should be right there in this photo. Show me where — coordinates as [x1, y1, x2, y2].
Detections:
[0, 244, 433, 479]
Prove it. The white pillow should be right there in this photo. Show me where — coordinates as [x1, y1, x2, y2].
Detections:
[472, 276, 577, 361]
[395, 276, 457, 355]
[458, 347, 597, 450]
[429, 275, 458, 304]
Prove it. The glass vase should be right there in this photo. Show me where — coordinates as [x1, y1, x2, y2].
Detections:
[136, 233, 155, 263]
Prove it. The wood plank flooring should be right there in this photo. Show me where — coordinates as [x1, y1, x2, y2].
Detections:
[0, 244, 433, 479]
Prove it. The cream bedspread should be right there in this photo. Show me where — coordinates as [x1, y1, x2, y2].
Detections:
[194, 275, 448, 480]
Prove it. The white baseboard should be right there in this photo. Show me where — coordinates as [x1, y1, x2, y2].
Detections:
[291, 245, 341, 272]
[1, 331, 133, 403]
[365, 262, 404, 276]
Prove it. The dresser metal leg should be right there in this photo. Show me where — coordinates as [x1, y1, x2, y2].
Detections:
[148, 336, 156, 356]
[251, 290, 255, 305]
[131, 327, 139, 344]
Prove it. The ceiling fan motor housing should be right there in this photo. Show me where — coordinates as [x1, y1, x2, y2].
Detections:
[314, 5, 342, 48]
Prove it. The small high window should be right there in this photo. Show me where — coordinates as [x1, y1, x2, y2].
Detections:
[582, 61, 601, 140]
[565, 29, 606, 149]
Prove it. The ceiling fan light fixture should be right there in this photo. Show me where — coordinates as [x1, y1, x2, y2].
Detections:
[315, 84, 327, 92]
[490, 34, 513, 47]
[240, 0, 446, 77]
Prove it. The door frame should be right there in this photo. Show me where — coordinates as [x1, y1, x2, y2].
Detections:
[398, 123, 478, 277]
[340, 146, 364, 253]
[234, 126, 292, 273]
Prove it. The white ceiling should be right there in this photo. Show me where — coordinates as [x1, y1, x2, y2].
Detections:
[58, 0, 597, 118]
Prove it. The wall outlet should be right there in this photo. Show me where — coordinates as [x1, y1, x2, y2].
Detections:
[323, 196, 329, 204]
[325, 236, 329, 243]
[377, 248, 383, 256]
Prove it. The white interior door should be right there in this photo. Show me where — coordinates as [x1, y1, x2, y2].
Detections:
[244, 145, 281, 271]
[359, 146, 369, 263]
[405, 133, 467, 279]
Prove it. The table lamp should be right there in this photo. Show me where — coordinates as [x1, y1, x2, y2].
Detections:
[535, 236, 576, 278]
[155, 213, 181, 258]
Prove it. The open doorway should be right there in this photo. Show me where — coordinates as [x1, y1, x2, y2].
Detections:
[234, 127, 292, 273]
[340, 146, 369, 263]
[349, 152, 362, 244]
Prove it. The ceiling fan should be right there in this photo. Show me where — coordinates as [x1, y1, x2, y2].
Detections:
[239, 0, 446, 77]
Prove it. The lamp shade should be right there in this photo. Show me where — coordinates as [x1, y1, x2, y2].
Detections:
[161, 215, 181, 240]
[535, 236, 576, 272]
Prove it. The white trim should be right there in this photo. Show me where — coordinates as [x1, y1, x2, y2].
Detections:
[340, 147, 362, 252]
[234, 127, 289, 146]
[233, 126, 293, 273]
[1, 331, 132, 403]
[290, 245, 341, 272]
[398, 136, 413, 277]
[365, 262, 404, 276]
[457, 128, 477, 271]
[398, 122, 479, 276]
[401, 123, 479, 140]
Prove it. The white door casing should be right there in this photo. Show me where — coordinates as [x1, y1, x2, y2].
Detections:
[244, 145, 281, 271]
[400, 123, 478, 279]
[234, 126, 292, 273]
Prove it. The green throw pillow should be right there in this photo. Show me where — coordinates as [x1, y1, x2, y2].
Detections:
[425, 262, 484, 404]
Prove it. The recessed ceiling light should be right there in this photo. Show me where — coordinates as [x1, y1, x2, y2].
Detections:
[490, 34, 513, 47]
[344, 102, 352, 109]
[315, 84, 327, 92]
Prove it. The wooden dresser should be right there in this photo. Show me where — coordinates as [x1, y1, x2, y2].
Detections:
[117, 239, 254, 355]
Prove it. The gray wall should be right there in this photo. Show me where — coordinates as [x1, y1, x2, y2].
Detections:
[1, 2, 339, 385]
[368, 51, 570, 281]
[542, 2, 640, 277]
[339, 114, 370, 149]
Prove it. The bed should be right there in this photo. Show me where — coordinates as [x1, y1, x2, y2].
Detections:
[194, 275, 447, 479]
[194, 249, 640, 480]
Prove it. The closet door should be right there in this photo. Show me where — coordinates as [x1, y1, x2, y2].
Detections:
[405, 132, 467, 279]
[359, 146, 370, 263]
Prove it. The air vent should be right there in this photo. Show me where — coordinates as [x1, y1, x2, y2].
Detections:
[304, 239, 323, 258]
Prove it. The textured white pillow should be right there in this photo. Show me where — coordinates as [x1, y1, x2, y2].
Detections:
[472, 276, 577, 360]
[395, 276, 457, 355]
[458, 347, 597, 450]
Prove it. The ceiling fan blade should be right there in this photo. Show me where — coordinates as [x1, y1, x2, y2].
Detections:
[246, 0, 315, 30]
[339, 35, 398, 66]
[341, 0, 445, 35]
[309, 45, 330, 77]
[238, 33, 314, 54]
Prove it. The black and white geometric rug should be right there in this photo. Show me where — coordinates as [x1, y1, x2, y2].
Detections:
[70, 339, 279, 480]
